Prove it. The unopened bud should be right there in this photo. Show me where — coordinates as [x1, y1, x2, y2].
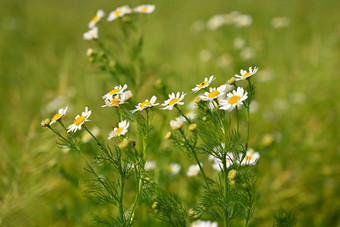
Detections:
[188, 123, 197, 131]
[202, 116, 207, 121]
[41, 118, 50, 127]
[227, 77, 236, 85]
[164, 131, 172, 140]
[228, 169, 237, 180]
[119, 138, 129, 149]
[152, 201, 158, 209]
[229, 180, 235, 186]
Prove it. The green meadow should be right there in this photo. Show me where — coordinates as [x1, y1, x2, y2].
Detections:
[0, 0, 339, 226]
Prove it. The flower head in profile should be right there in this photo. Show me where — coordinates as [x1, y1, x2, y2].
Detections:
[170, 116, 185, 130]
[220, 87, 248, 111]
[123, 90, 133, 101]
[235, 66, 258, 81]
[134, 4, 155, 14]
[102, 84, 128, 100]
[102, 94, 126, 108]
[200, 85, 226, 101]
[83, 27, 98, 40]
[191, 220, 218, 227]
[186, 164, 201, 177]
[161, 92, 186, 110]
[192, 75, 215, 93]
[108, 120, 129, 139]
[131, 96, 159, 113]
[88, 9, 105, 28]
[108, 5, 132, 21]
[67, 107, 92, 133]
[240, 148, 260, 165]
[50, 106, 68, 125]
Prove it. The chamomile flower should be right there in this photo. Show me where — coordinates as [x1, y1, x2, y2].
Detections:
[191, 220, 218, 227]
[168, 163, 181, 176]
[145, 161, 156, 171]
[108, 120, 129, 139]
[102, 94, 126, 108]
[50, 106, 68, 125]
[209, 153, 234, 171]
[192, 75, 215, 92]
[131, 96, 159, 113]
[186, 164, 201, 177]
[220, 87, 248, 111]
[83, 26, 98, 40]
[200, 85, 226, 101]
[123, 90, 133, 101]
[240, 148, 260, 165]
[134, 4, 155, 14]
[234, 66, 258, 81]
[107, 5, 132, 22]
[67, 107, 92, 133]
[161, 92, 186, 110]
[102, 84, 128, 100]
[170, 116, 185, 130]
[88, 9, 105, 28]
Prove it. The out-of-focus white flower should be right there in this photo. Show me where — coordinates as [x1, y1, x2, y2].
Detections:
[240, 148, 260, 165]
[234, 14, 252, 27]
[134, 4, 155, 14]
[161, 92, 186, 110]
[168, 163, 181, 176]
[235, 66, 259, 81]
[192, 75, 215, 93]
[145, 161, 156, 171]
[123, 90, 133, 101]
[199, 49, 212, 62]
[271, 17, 290, 28]
[81, 126, 100, 143]
[240, 47, 255, 60]
[273, 98, 289, 110]
[67, 107, 92, 133]
[249, 100, 259, 113]
[207, 14, 225, 30]
[108, 5, 132, 21]
[220, 87, 248, 111]
[200, 85, 227, 101]
[88, 9, 105, 28]
[223, 11, 240, 24]
[191, 220, 218, 227]
[209, 153, 234, 171]
[50, 106, 68, 125]
[132, 96, 159, 113]
[233, 37, 245, 49]
[216, 53, 232, 68]
[191, 20, 205, 33]
[170, 116, 185, 130]
[290, 92, 306, 104]
[83, 27, 98, 40]
[186, 164, 201, 177]
[108, 120, 129, 139]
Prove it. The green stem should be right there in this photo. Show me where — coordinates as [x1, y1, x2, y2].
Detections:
[83, 125, 102, 147]
[116, 108, 122, 122]
[223, 157, 229, 227]
[47, 126, 69, 143]
[246, 108, 250, 150]
[175, 105, 191, 123]
[236, 106, 240, 134]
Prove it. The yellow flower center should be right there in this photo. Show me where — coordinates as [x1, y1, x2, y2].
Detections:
[116, 127, 124, 135]
[242, 72, 252, 78]
[115, 9, 123, 17]
[74, 116, 86, 126]
[141, 6, 148, 12]
[51, 113, 62, 122]
[228, 95, 241, 104]
[91, 15, 99, 23]
[109, 88, 121, 95]
[140, 101, 151, 108]
[111, 98, 121, 106]
[198, 81, 208, 88]
[168, 98, 179, 106]
[245, 155, 252, 161]
[207, 90, 220, 99]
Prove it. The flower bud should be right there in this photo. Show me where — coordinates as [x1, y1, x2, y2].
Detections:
[119, 138, 129, 149]
[170, 117, 184, 130]
[229, 180, 235, 186]
[227, 77, 236, 85]
[228, 169, 237, 180]
[41, 118, 51, 127]
[188, 123, 197, 131]
[164, 131, 172, 140]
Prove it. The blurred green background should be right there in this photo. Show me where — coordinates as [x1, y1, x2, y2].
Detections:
[1, 0, 339, 226]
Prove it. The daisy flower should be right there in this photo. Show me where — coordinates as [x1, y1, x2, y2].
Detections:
[134, 4, 155, 14]
[192, 75, 215, 93]
[88, 9, 105, 28]
[209, 153, 234, 171]
[131, 96, 159, 113]
[200, 85, 226, 101]
[170, 116, 185, 130]
[186, 164, 201, 177]
[144, 161, 156, 171]
[107, 5, 132, 22]
[161, 92, 186, 110]
[168, 163, 181, 176]
[83, 26, 98, 40]
[123, 90, 133, 101]
[50, 106, 68, 125]
[108, 120, 129, 139]
[234, 66, 258, 81]
[67, 107, 92, 133]
[102, 94, 126, 108]
[219, 87, 248, 111]
[102, 84, 128, 100]
[240, 148, 260, 165]
[191, 220, 218, 227]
